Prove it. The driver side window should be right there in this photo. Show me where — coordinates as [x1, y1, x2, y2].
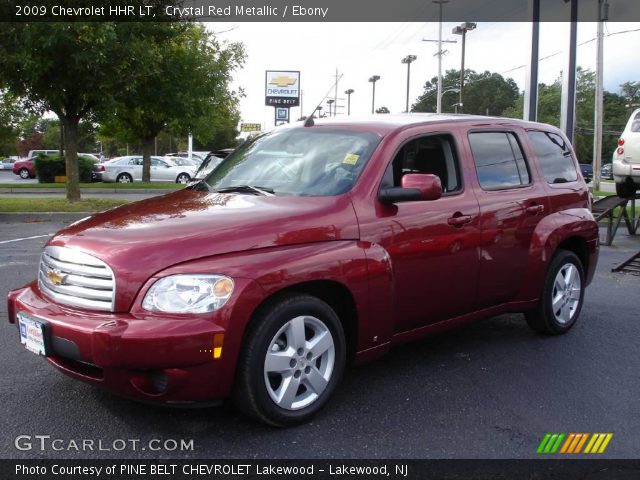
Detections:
[382, 134, 462, 193]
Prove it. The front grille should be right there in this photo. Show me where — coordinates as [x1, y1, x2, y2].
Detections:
[38, 246, 115, 312]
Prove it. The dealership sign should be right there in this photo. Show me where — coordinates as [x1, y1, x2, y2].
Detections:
[265, 70, 300, 107]
[240, 123, 262, 132]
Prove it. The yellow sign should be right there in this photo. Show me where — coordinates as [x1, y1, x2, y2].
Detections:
[269, 75, 297, 87]
[342, 153, 360, 165]
[241, 123, 262, 132]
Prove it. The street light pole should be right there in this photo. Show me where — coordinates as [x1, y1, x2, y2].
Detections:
[401, 55, 417, 113]
[368, 75, 380, 114]
[452, 22, 476, 113]
[345, 89, 354, 116]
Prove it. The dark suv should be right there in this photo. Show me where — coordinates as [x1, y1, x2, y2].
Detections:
[8, 115, 599, 426]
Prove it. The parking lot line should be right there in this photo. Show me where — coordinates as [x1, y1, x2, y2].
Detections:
[0, 234, 52, 245]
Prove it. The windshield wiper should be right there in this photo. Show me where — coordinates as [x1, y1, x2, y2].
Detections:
[215, 185, 275, 196]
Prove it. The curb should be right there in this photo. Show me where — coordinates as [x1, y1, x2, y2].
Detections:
[0, 212, 92, 223]
[0, 188, 175, 194]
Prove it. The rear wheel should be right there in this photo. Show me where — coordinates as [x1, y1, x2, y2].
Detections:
[525, 250, 585, 335]
[176, 173, 191, 184]
[19, 168, 30, 179]
[234, 295, 346, 426]
[116, 173, 133, 183]
[616, 181, 637, 198]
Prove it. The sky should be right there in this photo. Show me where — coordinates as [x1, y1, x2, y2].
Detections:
[205, 21, 640, 134]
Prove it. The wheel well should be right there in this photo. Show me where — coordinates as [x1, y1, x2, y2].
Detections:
[251, 280, 359, 362]
[557, 237, 589, 273]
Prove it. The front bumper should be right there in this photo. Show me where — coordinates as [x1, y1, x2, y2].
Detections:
[7, 282, 253, 405]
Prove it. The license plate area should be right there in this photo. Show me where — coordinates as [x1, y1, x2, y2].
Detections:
[18, 312, 49, 356]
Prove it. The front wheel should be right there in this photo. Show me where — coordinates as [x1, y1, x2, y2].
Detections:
[19, 168, 30, 179]
[233, 295, 346, 426]
[525, 250, 585, 335]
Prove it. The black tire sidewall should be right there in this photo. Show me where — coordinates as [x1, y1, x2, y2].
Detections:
[239, 295, 346, 426]
[541, 251, 585, 334]
[177, 173, 190, 183]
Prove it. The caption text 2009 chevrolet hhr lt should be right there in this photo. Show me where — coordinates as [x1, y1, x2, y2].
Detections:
[8, 115, 599, 426]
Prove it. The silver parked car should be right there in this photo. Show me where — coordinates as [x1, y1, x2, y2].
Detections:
[102, 156, 196, 184]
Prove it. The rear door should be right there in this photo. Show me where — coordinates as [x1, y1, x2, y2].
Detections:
[465, 129, 550, 308]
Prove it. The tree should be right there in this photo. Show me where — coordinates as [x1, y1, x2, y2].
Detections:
[100, 24, 245, 181]
[0, 19, 172, 200]
[375, 106, 390, 114]
[620, 81, 640, 109]
[412, 69, 519, 116]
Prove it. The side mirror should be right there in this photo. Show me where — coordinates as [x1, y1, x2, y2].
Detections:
[378, 173, 443, 204]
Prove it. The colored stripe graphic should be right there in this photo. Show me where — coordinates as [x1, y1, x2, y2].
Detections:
[584, 433, 614, 454]
[539, 433, 613, 454]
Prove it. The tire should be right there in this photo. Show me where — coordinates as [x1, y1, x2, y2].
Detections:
[525, 250, 585, 335]
[19, 168, 30, 179]
[233, 294, 346, 427]
[176, 173, 191, 184]
[116, 173, 133, 184]
[615, 181, 636, 198]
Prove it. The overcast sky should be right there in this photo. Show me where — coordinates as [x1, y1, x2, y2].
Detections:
[205, 21, 640, 132]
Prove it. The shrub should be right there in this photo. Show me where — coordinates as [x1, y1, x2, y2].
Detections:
[34, 154, 95, 183]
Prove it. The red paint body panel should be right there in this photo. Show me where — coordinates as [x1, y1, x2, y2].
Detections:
[7, 115, 600, 405]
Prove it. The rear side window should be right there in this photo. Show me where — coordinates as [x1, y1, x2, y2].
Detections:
[469, 132, 530, 189]
[631, 111, 640, 133]
[528, 131, 578, 184]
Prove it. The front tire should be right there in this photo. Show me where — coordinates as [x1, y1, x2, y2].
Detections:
[234, 295, 346, 427]
[525, 250, 585, 335]
[19, 168, 30, 179]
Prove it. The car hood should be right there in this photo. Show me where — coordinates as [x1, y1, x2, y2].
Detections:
[48, 188, 359, 311]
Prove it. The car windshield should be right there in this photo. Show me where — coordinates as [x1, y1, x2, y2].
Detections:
[194, 155, 224, 179]
[199, 127, 380, 196]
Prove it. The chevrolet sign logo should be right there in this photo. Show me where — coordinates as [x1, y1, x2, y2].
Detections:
[47, 269, 67, 286]
[269, 75, 297, 87]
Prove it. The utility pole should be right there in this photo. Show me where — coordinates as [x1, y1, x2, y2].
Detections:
[333, 68, 339, 113]
[593, 0, 608, 192]
[423, 0, 456, 114]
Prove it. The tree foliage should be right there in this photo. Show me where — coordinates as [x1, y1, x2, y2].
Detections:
[412, 69, 519, 116]
[504, 68, 633, 164]
[375, 106, 390, 114]
[100, 23, 245, 181]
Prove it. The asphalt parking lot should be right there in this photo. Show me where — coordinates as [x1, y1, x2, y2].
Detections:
[0, 219, 639, 460]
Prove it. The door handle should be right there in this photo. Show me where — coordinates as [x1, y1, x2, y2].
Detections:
[447, 214, 472, 227]
[525, 204, 545, 215]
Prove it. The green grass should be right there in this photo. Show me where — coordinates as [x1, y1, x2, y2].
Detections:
[0, 182, 182, 189]
[0, 198, 129, 212]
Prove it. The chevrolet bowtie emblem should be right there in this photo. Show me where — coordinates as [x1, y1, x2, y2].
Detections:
[48, 269, 67, 286]
[269, 75, 297, 87]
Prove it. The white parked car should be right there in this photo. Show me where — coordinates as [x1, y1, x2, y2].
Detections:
[101, 156, 196, 184]
[613, 108, 640, 197]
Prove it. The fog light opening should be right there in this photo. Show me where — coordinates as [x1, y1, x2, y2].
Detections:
[213, 333, 224, 359]
[150, 369, 169, 394]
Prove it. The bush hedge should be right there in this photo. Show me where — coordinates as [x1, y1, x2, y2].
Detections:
[34, 154, 95, 183]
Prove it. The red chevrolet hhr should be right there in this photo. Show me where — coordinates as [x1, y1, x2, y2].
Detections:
[8, 115, 599, 426]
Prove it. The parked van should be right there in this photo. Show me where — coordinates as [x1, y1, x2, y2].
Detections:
[613, 108, 640, 197]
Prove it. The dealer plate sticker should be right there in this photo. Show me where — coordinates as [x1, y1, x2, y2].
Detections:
[18, 312, 47, 356]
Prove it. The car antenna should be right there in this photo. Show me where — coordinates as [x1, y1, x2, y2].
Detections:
[304, 74, 344, 127]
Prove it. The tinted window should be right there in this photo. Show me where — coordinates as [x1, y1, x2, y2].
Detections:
[528, 130, 578, 184]
[469, 132, 530, 189]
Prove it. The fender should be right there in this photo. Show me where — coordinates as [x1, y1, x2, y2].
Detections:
[516, 208, 599, 302]
[154, 240, 396, 364]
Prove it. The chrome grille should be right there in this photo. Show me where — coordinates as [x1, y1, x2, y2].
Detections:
[38, 246, 115, 312]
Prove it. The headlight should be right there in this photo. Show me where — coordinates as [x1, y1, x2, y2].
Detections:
[142, 274, 234, 313]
